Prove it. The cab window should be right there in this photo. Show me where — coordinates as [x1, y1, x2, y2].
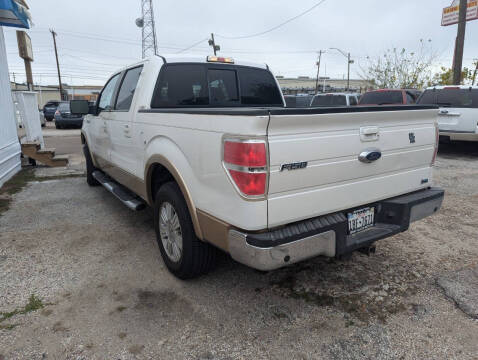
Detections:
[115, 66, 143, 111]
[98, 73, 121, 112]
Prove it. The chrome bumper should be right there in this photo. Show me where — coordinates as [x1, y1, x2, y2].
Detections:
[228, 229, 336, 271]
[227, 187, 444, 271]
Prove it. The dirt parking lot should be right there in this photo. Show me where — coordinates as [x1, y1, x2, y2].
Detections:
[0, 141, 477, 360]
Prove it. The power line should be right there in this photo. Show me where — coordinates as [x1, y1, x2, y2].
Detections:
[176, 37, 209, 54]
[216, 0, 328, 40]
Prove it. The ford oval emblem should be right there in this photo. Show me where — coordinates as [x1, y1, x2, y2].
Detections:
[359, 149, 382, 163]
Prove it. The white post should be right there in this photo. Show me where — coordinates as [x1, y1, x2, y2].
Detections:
[38, 75, 43, 108]
[0, 26, 22, 187]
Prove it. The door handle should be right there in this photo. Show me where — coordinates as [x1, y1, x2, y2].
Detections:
[360, 126, 380, 142]
[124, 124, 131, 138]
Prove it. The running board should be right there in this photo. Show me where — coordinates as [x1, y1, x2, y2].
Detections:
[92, 170, 146, 211]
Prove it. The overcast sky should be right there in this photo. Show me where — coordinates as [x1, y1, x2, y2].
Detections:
[3, 0, 478, 86]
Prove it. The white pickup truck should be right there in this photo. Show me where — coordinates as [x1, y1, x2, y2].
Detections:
[418, 86, 478, 142]
[71, 55, 444, 279]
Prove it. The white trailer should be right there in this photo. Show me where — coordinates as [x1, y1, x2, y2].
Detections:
[0, 26, 21, 188]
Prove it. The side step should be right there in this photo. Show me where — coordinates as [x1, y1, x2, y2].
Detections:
[92, 170, 146, 211]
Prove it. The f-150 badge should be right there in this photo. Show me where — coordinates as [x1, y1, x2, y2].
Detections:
[280, 162, 308, 172]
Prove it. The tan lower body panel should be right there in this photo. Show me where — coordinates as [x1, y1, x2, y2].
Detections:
[196, 210, 231, 252]
[93, 154, 148, 201]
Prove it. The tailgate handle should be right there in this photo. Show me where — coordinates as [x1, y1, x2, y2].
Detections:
[360, 126, 380, 142]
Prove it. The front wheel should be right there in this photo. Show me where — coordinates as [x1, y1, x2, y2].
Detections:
[83, 145, 99, 186]
[154, 182, 217, 279]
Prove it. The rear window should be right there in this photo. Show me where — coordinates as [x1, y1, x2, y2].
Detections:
[311, 95, 347, 107]
[151, 64, 283, 108]
[417, 88, 478, 108]
[237, 67, 283, 106]
[208, 69, 239, 106]
[359, 91, 404, 105]
[45, 102, 59, 107]
[58, 103, 70, 111]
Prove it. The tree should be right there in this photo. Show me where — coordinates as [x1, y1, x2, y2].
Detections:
[359, 40, 435, 89]
[430, 66, 474, 86]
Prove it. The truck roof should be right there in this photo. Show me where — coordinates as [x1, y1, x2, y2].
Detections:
[113, 55, 269, 74]
[158, 54, 268, 69]
[424, 85, 478, 90]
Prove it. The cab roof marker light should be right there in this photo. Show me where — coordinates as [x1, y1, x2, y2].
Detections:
[207, 56, 234, 64]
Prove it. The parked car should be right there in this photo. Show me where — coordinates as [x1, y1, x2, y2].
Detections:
[310, 93, 360, 107]
[284, 94, 314, 108]
[71, 55, 443, 279]
[43, 100, 60, 121]
[54, 102, 84, 129]
[417, 86, 478, 142]
[359, 89, 421, 105]
[39, 110, 46, 127]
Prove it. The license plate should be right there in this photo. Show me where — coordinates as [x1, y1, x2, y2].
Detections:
[348, 207, 375, 234]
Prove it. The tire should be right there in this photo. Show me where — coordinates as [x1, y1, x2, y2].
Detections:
[154, 182, 217, 279]
[83, 145, 99, 186]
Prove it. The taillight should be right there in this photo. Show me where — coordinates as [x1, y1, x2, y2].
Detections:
[223, 138, 268, 198]
[431, 122, 439, 166]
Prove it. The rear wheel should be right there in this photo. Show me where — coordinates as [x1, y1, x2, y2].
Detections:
[83, 145, 99, 186]
[154, 182, 217, 279]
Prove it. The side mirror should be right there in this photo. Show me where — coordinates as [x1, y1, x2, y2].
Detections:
[70, 100, 97, 115]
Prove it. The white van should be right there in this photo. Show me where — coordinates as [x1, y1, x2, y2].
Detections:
[418, 86, 478, 142]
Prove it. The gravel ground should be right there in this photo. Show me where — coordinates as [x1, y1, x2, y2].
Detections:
[0, 142, 477, 360]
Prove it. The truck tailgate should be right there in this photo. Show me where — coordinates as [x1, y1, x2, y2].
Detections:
[267, 107, 438, 228]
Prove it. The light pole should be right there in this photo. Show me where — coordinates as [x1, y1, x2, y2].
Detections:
[329, 48, 354, 91]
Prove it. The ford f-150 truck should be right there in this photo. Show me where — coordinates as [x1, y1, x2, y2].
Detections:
[70, 55, 444, 279]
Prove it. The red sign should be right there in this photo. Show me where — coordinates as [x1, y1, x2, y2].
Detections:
[442, 0, 478, 26]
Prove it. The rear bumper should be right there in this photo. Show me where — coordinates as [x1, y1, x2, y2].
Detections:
[228, 187, 444, 271]
[55, 117, 83, 127]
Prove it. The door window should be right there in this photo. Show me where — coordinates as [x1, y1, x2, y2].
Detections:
[349, 96, 358, 106]
[115, 66, 143, 111]
[98, 73, 121, 112]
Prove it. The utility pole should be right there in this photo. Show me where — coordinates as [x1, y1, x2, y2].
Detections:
[208, 33, 220, 56]
[50, 29, 63, 100]
[347, 52, 352, 91]
[452, 0, 467, 85]
[315, 50, 324, 94]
